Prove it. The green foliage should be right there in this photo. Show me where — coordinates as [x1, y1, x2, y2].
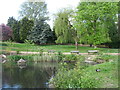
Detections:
[51, 63, 98, 88]
[7, 17, 31, 42]
[7, 17, 16, 28]
[7, 53, 63, 62]
[16, 50, 20, 54]
[20, 17, 34, 42]
[24, 39, 34, 45]
[108, 19, 119, 43]
[54, 9, 74, 44]
[51, 56, 118, 88]
[39, 49, 44, 56]
[33, 53, 61, 62]
[57, 51, 64, 61]
[27, 21, 55, 44]
[94, 54, 114, 62]
[12, 20, 21, 42]
[74, 2, 118, 45]
[7, 55, 33, 61]
[7, 17, 20, 42]
[63, 54, 77, 61]
[63, 54, 85, 62]
[19, 2, 48, 23]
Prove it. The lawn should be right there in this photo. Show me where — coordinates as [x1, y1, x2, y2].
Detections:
[82, 60, 118, 88]
[0, 42, 119, 53]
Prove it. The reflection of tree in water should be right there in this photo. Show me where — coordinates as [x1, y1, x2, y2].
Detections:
[2, 62, 58, 88]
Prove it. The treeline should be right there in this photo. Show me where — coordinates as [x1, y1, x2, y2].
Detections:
[6, 17, 56, 44]
[1, 1, 120, 48]
[53, 2, 119, 48]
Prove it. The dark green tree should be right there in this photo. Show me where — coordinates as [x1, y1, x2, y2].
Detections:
[107, 18, 118, 43]
[12, 21, 21, 42]
[20, 17, 34, 42]
[7, 17, 16, 28]
[7, 17, 21, 42]
[27, 21, 54, 44]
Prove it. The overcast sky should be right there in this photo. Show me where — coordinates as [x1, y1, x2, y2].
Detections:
[0, 0, 80, 28]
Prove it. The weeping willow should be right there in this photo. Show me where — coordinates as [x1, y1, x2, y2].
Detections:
[54, 9, 74, 44]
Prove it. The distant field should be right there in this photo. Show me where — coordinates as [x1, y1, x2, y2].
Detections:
[0, 42, 119, 53]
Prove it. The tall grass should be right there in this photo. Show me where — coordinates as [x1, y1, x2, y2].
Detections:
[7, 51, 63, 62]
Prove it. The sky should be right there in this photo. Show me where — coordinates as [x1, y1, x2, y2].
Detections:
[0, 0, 80, 28]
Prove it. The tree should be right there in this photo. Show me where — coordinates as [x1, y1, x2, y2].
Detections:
[7, 17, 16, 28]
[20, 17, 34, 42]
[27, 21, 54, 44]
[0, 24, 12, 41]
[12, 20, 21, 42]
[19, 2, 48, 23]
[54, 9, 74, 44]
[107, 18, 118, 43]
[7, 17, 21, 42]
[74, 2, 118, 46]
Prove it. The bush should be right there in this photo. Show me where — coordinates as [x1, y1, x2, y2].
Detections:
[51, 63, 98, 88]
[57, 51, 64, 61]
[7, 55, 33, 62]
[63, 54, 85, 62]
[64, 54, 77, 61]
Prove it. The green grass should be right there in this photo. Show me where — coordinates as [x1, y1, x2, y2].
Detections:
[83, 61, 118, 88]
[0, 42, 119, 53]
[51, 55, 118, 88]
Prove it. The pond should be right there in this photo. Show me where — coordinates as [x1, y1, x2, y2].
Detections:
[2, 61, 58, 89]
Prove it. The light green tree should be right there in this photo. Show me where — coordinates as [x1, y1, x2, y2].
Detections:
[74, 2, 118, 47]
[54, 9, 75, 44]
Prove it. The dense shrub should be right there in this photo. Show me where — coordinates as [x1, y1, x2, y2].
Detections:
[50, 63, 98, 88]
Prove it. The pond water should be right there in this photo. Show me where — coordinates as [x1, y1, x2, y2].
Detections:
[2, 61, 58, 89]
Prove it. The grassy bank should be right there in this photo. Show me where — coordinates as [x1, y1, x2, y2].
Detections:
[0, 42, 119, 53]
[50, 55, 118, 88]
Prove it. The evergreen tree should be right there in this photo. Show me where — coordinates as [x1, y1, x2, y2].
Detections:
[20, 17, 34, 42]
[27, 21, 54, 44]
[7, 17, 21, 42]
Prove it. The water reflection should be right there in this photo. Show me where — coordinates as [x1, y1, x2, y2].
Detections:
[2, 61, 58, 88]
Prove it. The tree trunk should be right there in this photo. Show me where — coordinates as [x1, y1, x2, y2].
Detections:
[75, 41, 78, 50]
